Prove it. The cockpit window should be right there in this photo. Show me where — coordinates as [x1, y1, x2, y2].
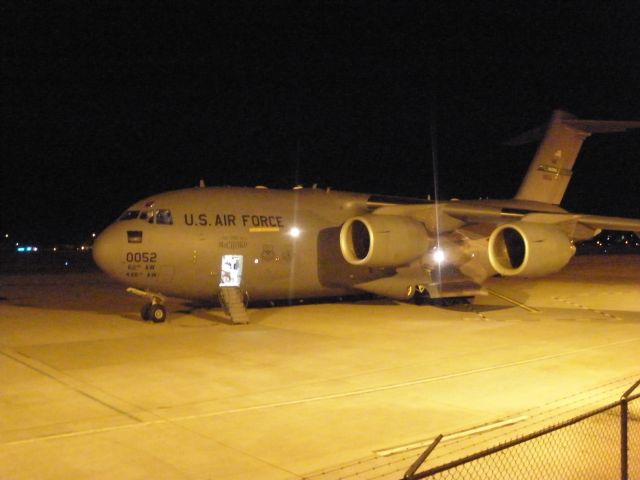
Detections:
[118, 209, 172, 224]
[119, 210, 140, 221]
[155, 209, 173, 225]
[139, 209, 173, 225]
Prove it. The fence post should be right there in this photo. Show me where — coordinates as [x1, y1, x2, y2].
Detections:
[403, 434, 443, 480]
[621, 399, 628, 480]
[621, 379, 640, 480]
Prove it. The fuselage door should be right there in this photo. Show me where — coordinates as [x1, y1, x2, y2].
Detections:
[220, 255, 244, 287]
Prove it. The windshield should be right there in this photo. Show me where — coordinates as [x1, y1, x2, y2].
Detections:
[118, 209, 172, 224]
[118, 210, 140, 221]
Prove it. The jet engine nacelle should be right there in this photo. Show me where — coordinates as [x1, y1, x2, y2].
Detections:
[488, 222, 576, 277]
[340, 214, 430, 267]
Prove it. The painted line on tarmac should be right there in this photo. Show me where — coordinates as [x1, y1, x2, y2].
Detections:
[0, 347, 144, 423]
[171, 337, 639, 421]
[4, 337, 639, 447]
[486, 289, 540, 313]
[2, 420, 165, 446]
[375, 415, 529, 456]
[552, 296, 622, 321]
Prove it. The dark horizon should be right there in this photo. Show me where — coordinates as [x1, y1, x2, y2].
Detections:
[3, 2, 640, 245]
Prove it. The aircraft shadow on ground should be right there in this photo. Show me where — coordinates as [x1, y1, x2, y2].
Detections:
[119, 313, 148, 323]
[344, 298, 397, 306]
[453, 304, 512, 313]
[175, 305, 231, 324]
[115, 305, 229, 325]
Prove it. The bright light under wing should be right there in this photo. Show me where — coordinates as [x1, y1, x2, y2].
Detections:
[289, 227, 301, 238]
[432, 248, 446, 264]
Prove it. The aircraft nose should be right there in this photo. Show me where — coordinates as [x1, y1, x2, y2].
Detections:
[92, 225, 119, 275]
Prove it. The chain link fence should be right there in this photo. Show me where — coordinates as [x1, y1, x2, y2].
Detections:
[630, 397, 640, 478]
[300, 378, 640, 480]
[404, 381, 640, 480]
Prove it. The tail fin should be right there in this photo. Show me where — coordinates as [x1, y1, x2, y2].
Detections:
[512, 110, 640, 205]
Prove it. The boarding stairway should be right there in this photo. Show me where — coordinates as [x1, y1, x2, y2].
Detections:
[218, 286, 250, 324]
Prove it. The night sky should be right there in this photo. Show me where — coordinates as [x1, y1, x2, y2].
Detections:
[3, 2, 640, 245]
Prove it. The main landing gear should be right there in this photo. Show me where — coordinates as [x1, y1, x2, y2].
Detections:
[413, 286, 472, 306]
[127, 287, 167, 323]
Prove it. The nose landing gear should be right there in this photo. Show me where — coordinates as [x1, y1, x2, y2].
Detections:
[127, 287, 167, 323]
[141, 303, 167, 323]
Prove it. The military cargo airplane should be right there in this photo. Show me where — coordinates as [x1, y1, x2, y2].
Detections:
[93, 110, 640, 323]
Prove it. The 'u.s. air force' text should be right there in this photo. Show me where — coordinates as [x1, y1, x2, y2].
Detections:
[184, 213, 285, 228]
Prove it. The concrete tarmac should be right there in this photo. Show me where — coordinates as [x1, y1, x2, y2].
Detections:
[1, 255, 639, 479]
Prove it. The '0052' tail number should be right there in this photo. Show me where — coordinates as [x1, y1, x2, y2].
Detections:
[126, 252, 157, 263]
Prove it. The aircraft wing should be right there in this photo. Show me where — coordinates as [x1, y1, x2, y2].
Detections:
[515, 212, 640, 240]
[373, 202, 640, 239]
[566, 214, 640, 237]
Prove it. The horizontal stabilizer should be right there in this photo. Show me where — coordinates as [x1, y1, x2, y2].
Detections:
[563, 119, 640, 134]
[506, 119, 640, 145]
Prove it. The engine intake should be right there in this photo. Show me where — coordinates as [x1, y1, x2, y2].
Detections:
[488, 222, 575, 277]
[340, 215, 430, 267]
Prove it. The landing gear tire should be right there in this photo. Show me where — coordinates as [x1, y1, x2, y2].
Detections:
[127, 288, 168, 323]
[149, 304, 167, 323]
[413, 292, 472, 307]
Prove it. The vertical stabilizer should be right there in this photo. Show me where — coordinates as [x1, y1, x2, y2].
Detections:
[513, 110, 640, 205]
[515, 110, 586, 204]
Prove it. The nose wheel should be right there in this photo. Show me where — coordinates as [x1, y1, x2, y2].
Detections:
[141, 303, 167, 323]
[128, 287, 167, 323]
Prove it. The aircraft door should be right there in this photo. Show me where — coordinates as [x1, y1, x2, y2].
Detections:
[220, 255, 244, 287]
